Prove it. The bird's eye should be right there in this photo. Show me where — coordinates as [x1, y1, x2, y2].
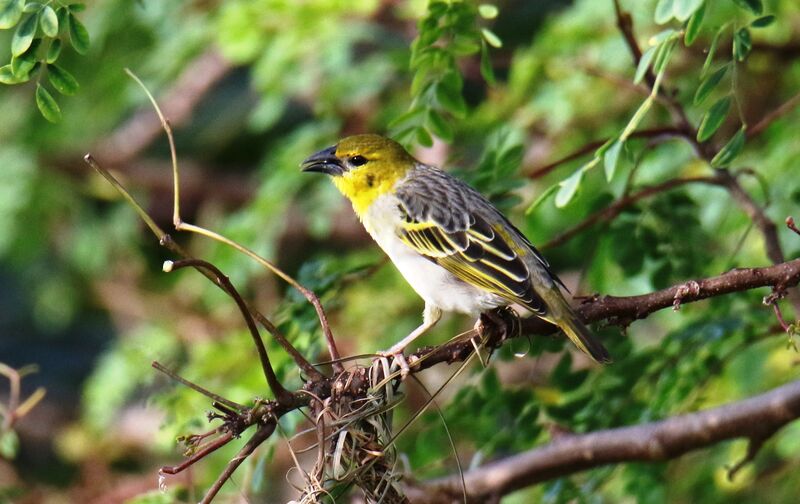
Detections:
[349, 155, 368, 167]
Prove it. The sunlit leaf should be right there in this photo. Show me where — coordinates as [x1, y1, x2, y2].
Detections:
[68, 12, 90, 54]
[481, 27, 502, 48]
[40, 5, 58, 37]
[673, 0, 703, 22]
[0, 0, 24, 29]
[11, 13, 39, 56]
[684, 2, 705, 46]
[48, 64, 79, 95]
[604, 140, 624, 182]
[35, 83, 62, 122]
[654, 0, 675, 24]
[478, 4, 498, 19]
[555, 165, 587, 208]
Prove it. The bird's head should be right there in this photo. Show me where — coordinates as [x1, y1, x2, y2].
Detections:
[301, 134, 415, 214]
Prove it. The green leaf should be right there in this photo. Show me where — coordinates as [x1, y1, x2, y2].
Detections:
[481, 27, 502, 48]
[653, 38, 677, 74]
[47, 64, 79, 95]
[710, 126, 746, 167]
[478, 4, 498, 19]
[655, 0, 675, 24]
[68, 3, 86, 12]
[697, 96, 731, 142]
[673, 0, 704, 22]
[480, 39, 495, 85]
[555, 166, 587, 208]
[0, 0, 24, 29]
[12, 13, 39, 57]
[634, 45, 656, 84]
[732, 0, 763, 15]
[693, 64, 728, 105]
[35, 83, 61, 122]
[426, 110, 453, 142]
[416, 127, 433, 147]
[46, 38, 62, 63]
[733, 27, 752, 62]
[11, 38, 41, 78]
[0, 64, 26, 84]
[604, 140, 624, 182]
[751, 15, 775, 28]
[23, 2, 42, 13]
[67, 12, 89, 54]
[684, 2, 705, 46]
[435, 80, 466, 118]
[702, 25, 725, 77]
[39, 5, 58, 37]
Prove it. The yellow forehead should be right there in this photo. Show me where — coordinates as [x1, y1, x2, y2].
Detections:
[335, 134, 413, 163]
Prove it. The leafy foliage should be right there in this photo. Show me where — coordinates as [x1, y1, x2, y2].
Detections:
[2, 0, 800, 502]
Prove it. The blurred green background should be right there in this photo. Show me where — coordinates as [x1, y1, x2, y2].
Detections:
[1, 0, 800, 502]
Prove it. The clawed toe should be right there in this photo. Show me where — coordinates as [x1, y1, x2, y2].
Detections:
[376, 350, 411, 379]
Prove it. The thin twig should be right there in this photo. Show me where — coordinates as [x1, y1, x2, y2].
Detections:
[747, 90, 800, 138]
[151, 361, 245, 411]
[84, 154, 323, 380]
[165, 259, 295, 406]
[200, 422, 277, 504]
[124, 69, 344, 373]
[160, 432, 234, 475]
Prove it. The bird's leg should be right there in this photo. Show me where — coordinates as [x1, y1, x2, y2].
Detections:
[378, 304, 442, 378]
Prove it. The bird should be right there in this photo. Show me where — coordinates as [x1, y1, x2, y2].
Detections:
[301, 134, 610, 372]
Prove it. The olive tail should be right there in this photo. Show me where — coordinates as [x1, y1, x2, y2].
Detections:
[557, 312, 612, 363]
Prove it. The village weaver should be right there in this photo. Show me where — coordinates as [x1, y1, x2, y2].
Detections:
[301, 134, 610, 372]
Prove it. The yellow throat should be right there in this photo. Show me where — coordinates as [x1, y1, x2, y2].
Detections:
[330, 135, 415, 216]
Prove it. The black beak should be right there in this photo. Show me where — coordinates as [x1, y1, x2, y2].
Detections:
[301, 145, 344, 176]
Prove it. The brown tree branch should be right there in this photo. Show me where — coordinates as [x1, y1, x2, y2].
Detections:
[410, 258, 800, 372]
[410, 379, 800, 503]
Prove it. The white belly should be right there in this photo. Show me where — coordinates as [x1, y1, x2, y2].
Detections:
[362, 195, 506, 316]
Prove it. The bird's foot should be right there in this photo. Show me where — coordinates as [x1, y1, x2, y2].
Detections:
[376, 348, 412, 380]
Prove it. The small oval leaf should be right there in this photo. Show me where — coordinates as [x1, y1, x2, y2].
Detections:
[604, 140, 624, 182]
[711, 126, 746, 167]
[697, 96, 731, 142]
[702, 26, 725, 77]
[67, 12, 90, 54]
[733, 27, 752, 62]
[478, 4, 498, 19]
[0, 0, 24, 29]
[634, 45, 657, 84]
[36, 83, 62, 122]
[673, 0, 703, 22]
[426, 110, 453, 142]
[555, 167, 586, 208]
[11, 13, 38, 56]
[654, 0, 675, 24]
[693, 64, 728, 105]
[481, 27, 502, 48]
[46, 38, 62, 63]
[751, 15, 775, 28]
[40, 5, 58, 36]
[684, 2, 705, 46]
[0, 64, 26, 84]
[47, 64, 79, 95]
[480, 39, 495, 85]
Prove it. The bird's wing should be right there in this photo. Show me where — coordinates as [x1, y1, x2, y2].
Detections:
[395, 166, 562, 314]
